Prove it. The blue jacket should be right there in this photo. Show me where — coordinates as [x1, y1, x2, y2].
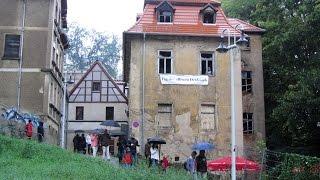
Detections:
[186, 156, 196, 173]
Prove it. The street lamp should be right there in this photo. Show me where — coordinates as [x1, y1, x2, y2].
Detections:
[216, 25, 248, 180]
[60, 74, 74, 148]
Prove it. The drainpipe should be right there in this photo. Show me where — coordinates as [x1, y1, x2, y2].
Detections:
[141, 33, 146, 153]
[17, 0, 27, 112]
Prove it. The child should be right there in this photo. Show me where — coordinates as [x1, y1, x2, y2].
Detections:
[122, 147, 133, 168]
[161, 154, 169, 172]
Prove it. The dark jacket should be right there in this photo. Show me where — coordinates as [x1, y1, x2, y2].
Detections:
[73, 135, 81, 149]
[99, 132, 111, 146]
[129, 138, 139, 154]
[196, 155, 207, 172]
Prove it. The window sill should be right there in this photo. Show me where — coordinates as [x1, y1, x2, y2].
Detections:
[157, 22, 173, 25]
[203, 23, 216, 26]
[2, 56, 20, 60]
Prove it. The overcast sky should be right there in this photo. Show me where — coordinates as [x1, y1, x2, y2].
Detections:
[68, 0, 145, 38]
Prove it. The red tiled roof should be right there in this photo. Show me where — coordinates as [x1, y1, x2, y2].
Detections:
[126, 1, 264, 37]
[227, 18, 265, 33]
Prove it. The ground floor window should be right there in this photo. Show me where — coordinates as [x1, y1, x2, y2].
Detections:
[157, 103, 172, 128]
[76, 106, 84, 120]
[200, 104, 215, 131]
[106, 107, 114, 120]
[243, 113, 253, 134]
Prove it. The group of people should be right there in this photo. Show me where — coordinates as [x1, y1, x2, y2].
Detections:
[25, 120, 44, 142]
[144, 142, 170, 172]
[72, 129, 113, 160]
[186, 150, 208, 179]
[116, 136, 139, 167]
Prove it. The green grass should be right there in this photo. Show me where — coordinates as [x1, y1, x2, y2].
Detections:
[0, 135, 190, 180]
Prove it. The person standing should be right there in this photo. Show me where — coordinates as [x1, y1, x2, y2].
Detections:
[122, 147, 133, 168]
[86, 133, 92, 155]
[37, 121, 44, 142]
[145, 141, 151, 167]
[117, 136, 126, 163]
[187, 151, 197, 179]
[91, 133, 98, 157]
[73, 134, 81, 153]
[129, 137, 139, 165]
[196, 150, 208, 179]
[25, 120, 33, 139]
[99, 129, 111, 160]
[80, 134, 86, 154]
[161, 154, 170, 172]
[150, 144, 160, 167]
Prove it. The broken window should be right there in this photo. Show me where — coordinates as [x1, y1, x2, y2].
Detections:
[158, 51, 172, 74]
[106, 107, 114, 120]
[243, 113, 253, 134]
[157, 104, 172, 128]
[203, 12, 216, 24]
[242, 71, 252, 93]
[201, 53, 214, 75]
[92, 81, 101, 92]
[200, 104, 215, 131]
[76, 106, 84, 120]
[3, 34, 20, 59]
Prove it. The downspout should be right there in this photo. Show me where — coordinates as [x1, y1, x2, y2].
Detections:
[141, 33, 146, 153]
[17, 0, 27, 111]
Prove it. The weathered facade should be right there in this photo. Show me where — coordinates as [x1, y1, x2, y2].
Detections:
[66, 61, 128, 150]
[123, 0, 265, 160]
[0, 0, 69, 145]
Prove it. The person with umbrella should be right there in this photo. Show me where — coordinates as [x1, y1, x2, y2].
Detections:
[128, 137, 139, 165]
[150, 144, 160, 167]
[99, 129, 111, 160]
[196, 150, 208, 179]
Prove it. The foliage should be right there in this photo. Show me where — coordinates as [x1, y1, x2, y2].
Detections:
[222, 0, 258, 21]
[0, 135, 190, 180]
[267, 151, 320, 180]
[66, 23, 120, 77]
[222, 0, 320, 154]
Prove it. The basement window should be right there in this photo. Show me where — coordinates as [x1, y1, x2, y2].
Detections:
[158, 51, 172, 74]
[243, 113, 253, 134]
[3, 34, 21, 60]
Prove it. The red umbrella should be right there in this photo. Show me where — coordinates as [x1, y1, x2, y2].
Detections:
[207, 156, 260, 171]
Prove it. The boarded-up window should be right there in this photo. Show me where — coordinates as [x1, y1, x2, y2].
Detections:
[157, 104, 172, 128]
[243, 113, 253, 134]
[3, 34, 20, 59]
[76, 106, 84, 120]
[200, 104, 215, 131]
[106, 107, 114, 120]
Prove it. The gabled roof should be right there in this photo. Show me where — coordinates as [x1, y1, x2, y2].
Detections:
[227, 18, 266, 33]
[69, 61, 128, 103]
[126, 1, 264, 37]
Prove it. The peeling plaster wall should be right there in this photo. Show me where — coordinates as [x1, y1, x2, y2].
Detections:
[128, 35, 263, 161]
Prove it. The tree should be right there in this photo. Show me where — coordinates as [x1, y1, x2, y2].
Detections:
[222, 0, 320, 154]
[66, 23, 120, 77]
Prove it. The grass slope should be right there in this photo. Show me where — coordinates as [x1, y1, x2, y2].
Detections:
[0, 135, 190, 180]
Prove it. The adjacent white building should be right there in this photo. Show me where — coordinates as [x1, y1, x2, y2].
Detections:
[66, 61, 128, 150]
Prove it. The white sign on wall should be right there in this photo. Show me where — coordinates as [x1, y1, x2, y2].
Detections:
[160, 74, 209, 85]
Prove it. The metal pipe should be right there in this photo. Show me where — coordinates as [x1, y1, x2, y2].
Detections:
[230, 48, 236, 180]
[60, 74, 67, 148]
[141, 33, 146, 153]
[17, 0, 27, 111]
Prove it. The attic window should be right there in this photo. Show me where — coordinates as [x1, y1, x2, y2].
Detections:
[159, 11, 172, 23]
[203, 12, 216, 24]
[201, 4, 217, 24]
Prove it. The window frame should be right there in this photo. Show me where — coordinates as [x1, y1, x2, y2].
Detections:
[243, 112, 253, 134]
[75, 106, 84, 120]
[2, 34, 21, 60]
[200, 52, 215, 76]
[242, 71, 253, 93]
[158, 11, 173, 23]
[203, 11, 216, 24]
[157, 50, 173, 74]
[92, 81, 101, 92]
[200, 104, 216, 131]
[157, 103, 173, 128]
[105, 107, 114, 120]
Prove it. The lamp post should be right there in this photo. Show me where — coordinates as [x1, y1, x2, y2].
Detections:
[216, 25, 248, 180]
[60, 74, 74, 148]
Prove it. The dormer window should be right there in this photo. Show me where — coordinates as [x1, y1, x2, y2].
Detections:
[159, 11, 172, 23]
[156, 1, 174, 23]
[201, 4, 217, 24]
